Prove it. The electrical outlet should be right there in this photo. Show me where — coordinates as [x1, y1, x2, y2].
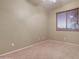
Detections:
[11, 43, 15, 47]
[64, 37, 66, 40]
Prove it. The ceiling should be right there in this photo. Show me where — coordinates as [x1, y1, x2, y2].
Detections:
[27, 0, 76, 10]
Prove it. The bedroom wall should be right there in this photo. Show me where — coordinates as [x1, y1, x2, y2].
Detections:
[49, 0, 79, 44]
[0, 0, 48, 54]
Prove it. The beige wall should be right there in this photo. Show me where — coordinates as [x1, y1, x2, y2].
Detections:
[0, 0, 48, 54]
[49, 1, 79, 44]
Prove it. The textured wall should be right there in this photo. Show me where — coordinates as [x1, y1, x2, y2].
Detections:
[49, 0, 79, 44]
[0, 0, 48, 54]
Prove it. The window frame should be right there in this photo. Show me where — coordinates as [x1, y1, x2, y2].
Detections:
[56, 8, 79, 31]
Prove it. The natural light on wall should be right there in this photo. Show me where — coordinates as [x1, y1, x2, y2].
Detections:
[50, 0, 56, 3]
[43, 0, 56, 3]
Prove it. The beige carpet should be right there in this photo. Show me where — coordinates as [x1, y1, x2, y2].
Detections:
[0, 40, 79, 59]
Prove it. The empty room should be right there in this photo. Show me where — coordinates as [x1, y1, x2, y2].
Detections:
[0, 0, 79, 59]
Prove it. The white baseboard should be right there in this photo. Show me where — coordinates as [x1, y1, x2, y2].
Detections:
[0, 40, 48, 57]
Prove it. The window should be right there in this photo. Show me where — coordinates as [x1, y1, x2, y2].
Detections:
[56, 8, 79, 31]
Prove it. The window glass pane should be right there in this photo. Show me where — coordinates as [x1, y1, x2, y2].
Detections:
[67, 9, 77, 30]
[57, 12, 66, 29]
